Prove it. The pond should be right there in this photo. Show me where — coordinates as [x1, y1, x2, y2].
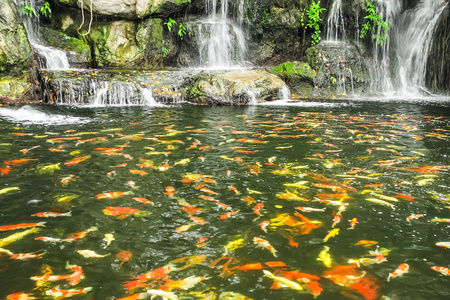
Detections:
[0, 100, 449, 300]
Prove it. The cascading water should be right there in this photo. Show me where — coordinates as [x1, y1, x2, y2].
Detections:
[14, 0, 70, 70]
[326, 0, 345, 41]
[198, 0, 247, 68]
[391, 0, 447, 96]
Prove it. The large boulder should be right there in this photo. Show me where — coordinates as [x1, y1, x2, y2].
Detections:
[57, 0, 191, 19]
[0, 0, 32, 75]
[85, 18, 166, 68]
[269, 61, 316, 96]
[184, 69, 287, 105]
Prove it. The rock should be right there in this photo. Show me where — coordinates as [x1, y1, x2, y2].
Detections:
[306, 41, 370, 95]
[86, 18, 165, 68]
[269, 61, 316, 96]
[184, 69, 287, 105]
[0, 74, 39, 104]
[0, 0, 32, 75]
[57, 0, 191, 19]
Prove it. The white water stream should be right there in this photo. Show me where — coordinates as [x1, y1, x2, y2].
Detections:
[198, 0, 247, 68]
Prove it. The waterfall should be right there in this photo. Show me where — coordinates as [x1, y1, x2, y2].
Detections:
[392, 0, 447, 96]
[198, 0, 247, 68]
[14, 0, 71, 70]
[326, 0, 345, 41]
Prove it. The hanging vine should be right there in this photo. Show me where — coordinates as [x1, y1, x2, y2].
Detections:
[77, 0, 94, 36]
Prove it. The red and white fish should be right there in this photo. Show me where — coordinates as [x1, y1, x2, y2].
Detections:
[0, 222, 46, 231]
[45, 287, 93, 297]
[387, 263, 409, 281]
[431, 266, 449, 276]
[253, 237, 278, 257]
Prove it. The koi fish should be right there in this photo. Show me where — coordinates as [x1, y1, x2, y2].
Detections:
[317, 246, 332, 267]
[349, 218, 358, 229]
[6, 292, 36, 300]
[387, 263, 409, 281]
[406, 214, 424, 222]
[97, 191, 132, 200]
[431, 218, 450, 223]
[354, 240, 378, 247]
[162, 275, 209, 291]
[260, 220, 270, 232]
[117, 293, 146, 300]
[435, 242, 450, 248]
[174, 158, 190, 166]
[224, 238, 245, 255]
[61, 175, 76, 185]
[253, 237, 278, 257]
[263, 270, 302, 291]
[10, 252, 44, 260]
[0, 187, 20, 195]
[227, 185, 240, 194]
[0, 222, 46, 231]
[31, 274, 72, 282]
[77, 249, 110, 258]
[130, 169, 148, 176]
[35, 237, 73, 243]
[190, 216, 206, 225]
[103, 207, 141, 219]
[4, 159, 37, 165]
[133, 197, 154, 205]
[67, 226, 98, 240]
[295, 206, 326, 212]
[45, 287, 93, 297]
[103, 234, 115, 248]
[146, 290, 178, 300]
[431, 266, 449, 276]
[366, 198, 396, 210]
[64, 156, 90, 166]
[0, 227, 41, 248]
[220, 211, 239, 220]
[323, 228, 340, 242]
[348, 258, 376, 267]
[117, 250, 133, 266]
[200, 188, 218, 195]
[253, 203, 265, 216]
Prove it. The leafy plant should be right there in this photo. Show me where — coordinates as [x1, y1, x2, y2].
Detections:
[40, 1, 52, 18]
[164, 18, 177, 32]
[20, 1, 37, 17]
[162, 46, 169, 58]
[261, 10, 269, 25]
[178, 23, 187, 38]
[307, 0, 326, 46]
[360, 0, 390, 45]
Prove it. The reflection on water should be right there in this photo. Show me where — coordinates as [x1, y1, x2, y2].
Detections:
[0, 101, 449, 299]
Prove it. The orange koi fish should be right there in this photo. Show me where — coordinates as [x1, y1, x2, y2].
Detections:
[133, 197, 154, 205]
[129, 169, 147, 176]
[20, 146, 40, 154]
[431, 266, 450, 276]
[0, 222, 46, 231]
[125, 264, 177, 292]
[6, 292, 36, 300]
[60, 174, 76, 185]
[114, 163, 128, 167]
[31, 274, 72, 282]
[4, 159, 37, 165]
[235, 150, 256, 154]
[1, 166, 11, 175]
[64, 156, 90, 166]
[294, 212, 319, 229]
[67, 226, 97, 241]
[349, 218, 358, 229]
[200, 188, 218, 195]
[406, 214, 424, 222]
[96, 191, 132, 200]
[387, 263, 409, 281]
[260, 220, 270, 232]
[66, 264, 85, 286]
[31, 211, 71, 218]
[393, 193, 415, 201]
[313, 183, 349, 193]
[253, 203, 264, 216]
[227, 185, 240, 194]
[332, 212, 342, 228]
[117, 250, 133, 266]
[165, 186, 175, 197]
[45, 287, 92, 298]
[162, 276, 209, 291]
[220, 211, 239, 220]
[216, 202, 231, 210]
[253, 237, 278, 257]
[10, 253, 44, 260]
[198, 195, 217, 202]
[103, 207, 141, 219]
[117, 293, 146, 300]
[354, 240, 378, 247]
[190, 216, 206, 225]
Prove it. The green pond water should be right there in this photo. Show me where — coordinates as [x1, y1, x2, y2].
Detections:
[0, 101, 449, 300]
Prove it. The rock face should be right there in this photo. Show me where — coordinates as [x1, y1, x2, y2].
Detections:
[184, 69, 286, 105]
[57, 0, 191, 19]
[269, 61, 316, 96]
[0, 0, 32, 75]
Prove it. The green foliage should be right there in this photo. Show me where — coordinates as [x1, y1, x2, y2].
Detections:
[162, 46, 169, 58]
[20, 1, 37, 18]
[261, 10, 269, 25]
[178, 23, 187, 38]
[360, 0, 390, 45]
[40, 1, 52, 18]
[164, 18, 177, 32]
[307, 1, 326, 46]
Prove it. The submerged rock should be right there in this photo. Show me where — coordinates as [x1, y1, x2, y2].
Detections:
[184, 69, 286, 105]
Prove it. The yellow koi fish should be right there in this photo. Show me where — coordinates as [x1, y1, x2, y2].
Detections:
[323, 228, 340, 242]
[263, 270, 302, 291]
[317, 246, 332, 268]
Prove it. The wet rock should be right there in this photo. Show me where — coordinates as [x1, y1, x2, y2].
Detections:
[0, 74, 39, 104]
[306, 41, 370, 96]
[269, 61, 316, 96]
[0, 0, 32, 75]
[57, 0, 191, 19]
[184, 69, 286, 105]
